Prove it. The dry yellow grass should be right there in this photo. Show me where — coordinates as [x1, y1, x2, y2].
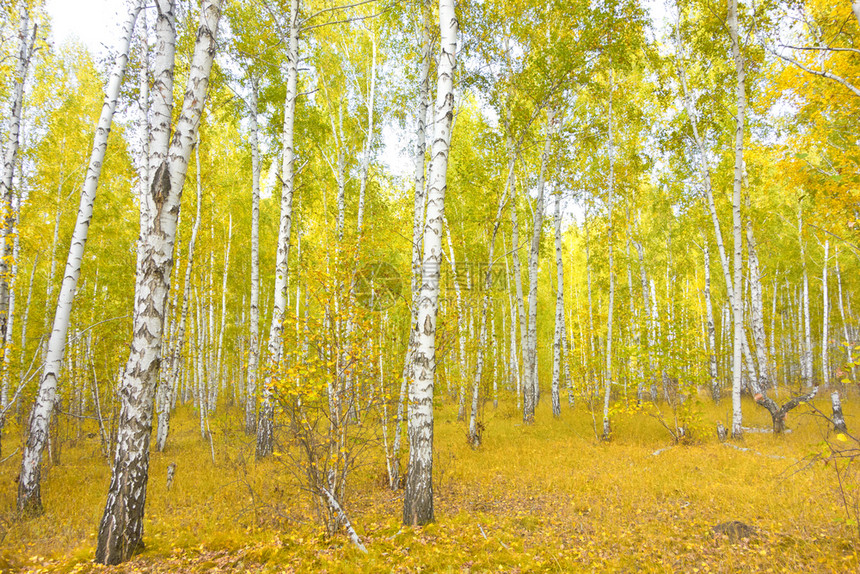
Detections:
[0, 392, 858, 573]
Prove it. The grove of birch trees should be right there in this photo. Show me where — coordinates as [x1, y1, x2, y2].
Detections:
[0, 0, 858, 566]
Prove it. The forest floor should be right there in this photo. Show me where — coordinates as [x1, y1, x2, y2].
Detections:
[0, 390, 858, 573]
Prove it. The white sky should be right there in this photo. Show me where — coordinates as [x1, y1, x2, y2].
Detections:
[46, 0, 119, 56]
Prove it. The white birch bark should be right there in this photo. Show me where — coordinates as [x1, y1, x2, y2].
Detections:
[467, 186, 511, 446]
[15, 253, 36, 403]
[41, 185, 62, 362]
[96, 1, 222, 563]
[746, 216, 770, 391]
[770, 279, 778, 391]
[355, 33, 376, 237]
[256, 0, 299, 459]
[523, 110, 554, 422]
[393, 0, 431, 489]
[552, 190, 564, 417]
[442, 215, 467, 421]
[509, 153, 528, 415]
[799, 207, 813, 386]
[0, 196, 19, 413]
[835, 248, 856, 380]
[246, 82, 261, 434]
[403, 0, 457, 526]
[195, 288, 207, 438]
[832, 390, 848, 433]
[215, 215, 231, 401]
[703, 238, 719, 401]
[624, 201, 642, 400]
[585, 212, 596, 394]
[505, 242, 520, 405]
[676, 7, 758, 429]
[340, 30, 379, 421]
[602, 79, 615, 440]
[156, 143, 202, 452]
[728, 0, 747, 438]
[0, 4, 36, 346]
[17, 0, 143, 515]
[493, 308, 499, 408]
[822, 239, 829, 384]
[633, 222, 655, 399]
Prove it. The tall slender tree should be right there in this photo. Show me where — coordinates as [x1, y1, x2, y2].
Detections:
[403, 0, 458, 527]
[95, 0, 222, 563]
[17, 0, 144, 515]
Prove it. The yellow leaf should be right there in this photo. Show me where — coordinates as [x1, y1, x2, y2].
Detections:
[837, 433, 849, 442]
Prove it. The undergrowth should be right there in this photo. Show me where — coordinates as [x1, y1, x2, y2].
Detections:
[0, 391, 857, 573]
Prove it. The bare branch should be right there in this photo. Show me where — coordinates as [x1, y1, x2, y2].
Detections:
[301, 0, 379, 24]
[780, 43, 860, 56]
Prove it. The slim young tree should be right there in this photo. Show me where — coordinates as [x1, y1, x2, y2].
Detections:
[552, 190, 564, 417]
[727, 0, 747, 438]
[0, 3, 37, 349]
[246, 81, 262, 434]
[17, 0, 143, 515]
[602, 73, 616, 439]
[257, 0, 300, 459]
[157, 140, 203, 452]
[523, 110, 554, 422]
[392, 0, 431, 490]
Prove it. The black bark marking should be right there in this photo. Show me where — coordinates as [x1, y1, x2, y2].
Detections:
[150, 161, 170, 205]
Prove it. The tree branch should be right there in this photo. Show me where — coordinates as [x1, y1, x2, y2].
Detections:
[769, 47, 860, 97]
[780, 43, 860, 56]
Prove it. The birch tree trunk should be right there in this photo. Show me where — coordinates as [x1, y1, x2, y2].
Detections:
[0, 4, 36, 348]
[633, 224, 655, 400]
[215, 215, 231, 400]
[677, 7, 756, 433]
[467, 186, 511, 447]
[728, 0, 747, 438]
[746, 215, 770, 392]
[509, 156, 528, 415]
[403, 0, 457, 526]
[0, 199, 19, 455]
[552, 191, 564, 417]
[505, 243, 520, 405]
[42, 185, 63, 363]
[585, 212, 597, 396]
[95, 1, 222, 563]
[624, 201, 642, 400]
[442, 215, 467, 421]
[393, 0, 431, 490]
[246, 82, 261, 434]
[703, 239, 720, 402]
[835, 248, 856, 380]
[821, 239, 829, 385]
[17, 0, 143, 515]
[602, 79, 615, 440]
[256, 0, 299, 459]
[156, 142, 202, 452]
[523, 110, 553, 423]
[799, 206, 813, 386]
